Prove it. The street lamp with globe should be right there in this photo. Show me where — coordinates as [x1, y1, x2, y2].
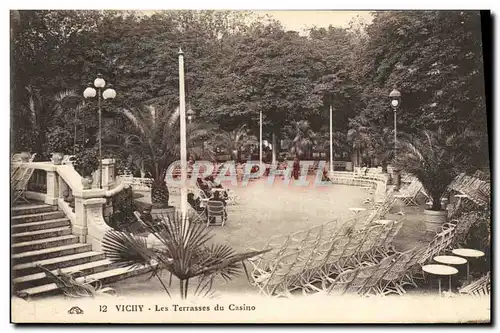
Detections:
[389, 88, 401, 191]
[83, 74, 117, 189]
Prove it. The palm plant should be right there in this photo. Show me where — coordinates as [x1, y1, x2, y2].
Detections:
[289, 120, 316, 159]
[395, 128, 479, 211]
[208, 125, 258, 161]
[18, 86, 81, 158]
[314, 129, 348, 161]
[102, 212, 269, 299]
[116, 105, 212, 207]
[346, 124, 372, 167]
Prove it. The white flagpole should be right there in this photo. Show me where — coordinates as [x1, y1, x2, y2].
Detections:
[178, 48, 188, 220]
[329, 105, 333, 172]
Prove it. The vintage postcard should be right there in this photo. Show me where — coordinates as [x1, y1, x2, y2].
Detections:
[10, 9, 491, 324]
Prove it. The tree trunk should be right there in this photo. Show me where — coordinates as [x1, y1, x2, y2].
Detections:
[151, 179, 169, 207]
[272, 132, 277, 164]
[432, 193, 442, 211]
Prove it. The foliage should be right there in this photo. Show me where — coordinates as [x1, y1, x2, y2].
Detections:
[46, 126, 73, 153]
[11, 10, 488, 185]
[285, 120, 316, 159]
[454, 206, 491, 275]
[108, 186, 136, 230]
[73, 146, 100, 177]
[102, 212, 269, 299]
[14, 131, 35, 152]
[395, 128, 480, 210]
[208, 125, 258, 161]
[351, 11, 488, 169]
[35, 264, 115, 298]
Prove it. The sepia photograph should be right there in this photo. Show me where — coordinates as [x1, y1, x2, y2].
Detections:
[9, 8, 491, 324]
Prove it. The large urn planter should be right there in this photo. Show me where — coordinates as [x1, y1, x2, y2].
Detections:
[19, 152, 31, 163]
[81, 176, 94, 189]
[51, 152, 64, 165]
[424, 209, 447, 238]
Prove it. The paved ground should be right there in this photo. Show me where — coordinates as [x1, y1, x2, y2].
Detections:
[110, 176, 431, 297]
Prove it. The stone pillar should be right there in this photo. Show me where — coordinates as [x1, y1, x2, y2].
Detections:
[72, 196, 87, 243]
[101, 159, 116, 190]
[84, 198, 112, 252]
[45, 170, 59, 205]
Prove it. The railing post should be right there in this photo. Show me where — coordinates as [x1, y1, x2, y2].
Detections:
[45, 170, 59, 205]
[84, 198, 111, 252]
[72, 196, 88, 243]
[101, 159, 116, 190]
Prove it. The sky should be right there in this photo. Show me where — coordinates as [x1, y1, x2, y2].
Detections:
[255, 10, 374, 32]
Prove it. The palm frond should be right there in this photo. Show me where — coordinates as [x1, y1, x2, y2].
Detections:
[120, 108, 148, 138]
[102, 230, 156, 269]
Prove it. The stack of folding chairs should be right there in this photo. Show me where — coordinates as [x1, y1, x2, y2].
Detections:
[246, 216, 405, 297]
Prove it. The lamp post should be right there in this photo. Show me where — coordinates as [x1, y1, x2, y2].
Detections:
[329, 105, 333, 172]
[178, 48, 188, 220]
[83, 74, 116, 189]
[389, 88, 401, 191]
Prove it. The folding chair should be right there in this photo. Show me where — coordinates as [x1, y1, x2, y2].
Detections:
[377, 220, 404, 257]
[250, 251, 302, 297]
[225, 188, 239, 205]
[12, 166, 35, 204]
[206, 201, 226, 226]
[393, 180, 423, 214]
[459, 272, 490, 297]
[380, 249, 419, 295]
[188, 205, 207, 224]
[198, 189, 211, 207]
[325, 268, 360, 295]
[361, 253, 399, 296]
[355, 225, 385, 264]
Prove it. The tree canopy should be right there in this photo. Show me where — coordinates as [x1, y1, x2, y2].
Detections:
[11, 10, 489, 173]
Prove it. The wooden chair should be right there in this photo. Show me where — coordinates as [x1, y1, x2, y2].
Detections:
[206, 201, 226, 226]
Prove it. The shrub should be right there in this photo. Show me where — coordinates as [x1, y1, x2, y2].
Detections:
[46, 126, 73, 153]
[73, 147, 99, 177]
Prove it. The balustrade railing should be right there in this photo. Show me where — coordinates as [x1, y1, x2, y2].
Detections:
[11, 157, 123, 252]
[27, 169, 47, 193]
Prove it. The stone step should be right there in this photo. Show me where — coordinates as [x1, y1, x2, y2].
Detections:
[11, 218, 70, 233]
[12, 251, 106, 277]
[12, 227, 72, 243]
[11, 204, 57, 216]
[12, 235, 79, 254]
[13, 259, 115, 291]
[12, 243, 92, 265]
[11, 211, 66, 224]
[17, 265, 153, 299]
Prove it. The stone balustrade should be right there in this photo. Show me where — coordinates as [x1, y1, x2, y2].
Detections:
[328, 170, 388, 204]
[12, 159, 122, 252]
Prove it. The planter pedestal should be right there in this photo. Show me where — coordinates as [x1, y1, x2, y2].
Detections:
[424, 209, 447, 239]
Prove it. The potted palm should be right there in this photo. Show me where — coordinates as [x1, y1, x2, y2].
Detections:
[73, 148, 99, 189]
[47, 126, 72, 165]
[395, 128, 476, 238]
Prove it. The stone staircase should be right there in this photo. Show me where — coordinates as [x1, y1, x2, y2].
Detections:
[12, 202, 150, 299]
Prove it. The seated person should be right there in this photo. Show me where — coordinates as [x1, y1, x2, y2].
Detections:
[197, 177, 211, 196]
[212, 181, 228, 199]
[208, 191, 227, 223]
[187, 193, 204, 212]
